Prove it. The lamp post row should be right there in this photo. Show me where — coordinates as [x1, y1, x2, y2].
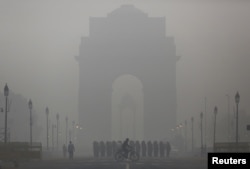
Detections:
[3, 84, 33, 144]
[44, 108, 77, 150]
[2, 84, 79, 150]
[177, 91, 240, 153]
[2, 83, 241, 151]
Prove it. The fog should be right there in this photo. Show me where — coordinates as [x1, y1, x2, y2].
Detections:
[0, 0, 250, 151]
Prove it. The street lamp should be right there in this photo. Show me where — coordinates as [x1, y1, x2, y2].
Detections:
[191, 116, 194, 152]
[52, 124, 56, 150]
[72, 120, 75, 142]
[179, 123, 183, 137]
[226, 94, 230, 141]
[200, 112, 203, 156]
[4, 83, 9, 143]
[170, 128, 175, 138]
[65, 116, 68, 144]
[235, 92, 240, 143]
[28, 99, 33, 145]
[69, 130, 72, 141]
[46, 107, 49, 150]
[75, 124, 82, 145]
[213, 106, 218, 152]
[204, 97, 207, 153]
[56, 113, 59, 149]
[185, 120, 187, 152]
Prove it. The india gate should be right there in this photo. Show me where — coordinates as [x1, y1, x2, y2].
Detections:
[75, 5, 178, 151]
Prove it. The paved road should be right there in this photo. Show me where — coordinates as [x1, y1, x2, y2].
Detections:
[17, 157, 207, 169]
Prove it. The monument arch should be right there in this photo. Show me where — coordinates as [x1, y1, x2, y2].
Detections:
[75, 5, 178, 152]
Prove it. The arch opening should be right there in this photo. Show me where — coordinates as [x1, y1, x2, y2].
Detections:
[111, 74, 144, 141]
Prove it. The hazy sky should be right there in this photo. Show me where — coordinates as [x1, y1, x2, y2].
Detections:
[0, 0, 250, 131]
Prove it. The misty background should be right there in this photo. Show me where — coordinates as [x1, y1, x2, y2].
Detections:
[0, 0, 250, 147]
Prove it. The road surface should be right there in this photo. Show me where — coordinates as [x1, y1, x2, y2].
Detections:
[16, 157, 207, 169]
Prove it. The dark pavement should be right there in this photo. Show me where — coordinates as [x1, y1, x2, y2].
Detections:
[17, 157, 207, 169]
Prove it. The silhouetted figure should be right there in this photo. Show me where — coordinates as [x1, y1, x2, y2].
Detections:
[122, 138, 131, 158]
[153, 141, 159, 157]
[147, 141, 153, 157]
[112, 141, 117, 155]
[93, 141, 99, 158]
[159, 141, 165, 158]
[141, 141, 147, 157]
[117, 141, 122, 150]
[106, 141, 112, 157]
[135, 140, 141, 156]
[166, 141, 171, 157]
[105, 141, 109, 157]
[68, 141, 75, 159]
[129, 140, 135, 150]
[63, 144, 67, 158]
[96, 141, 100, 157]
[100, 141, 105, 157]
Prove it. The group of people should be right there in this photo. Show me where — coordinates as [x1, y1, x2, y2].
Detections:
[63, 141, 75, 159]
[93, 139, 171, 158]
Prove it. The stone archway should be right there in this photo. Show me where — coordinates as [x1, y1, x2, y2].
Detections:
[111, 74, 144, 141]
[76, 5, 178, 154]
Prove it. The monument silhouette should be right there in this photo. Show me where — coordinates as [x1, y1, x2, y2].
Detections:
[75, 5, 178, 151]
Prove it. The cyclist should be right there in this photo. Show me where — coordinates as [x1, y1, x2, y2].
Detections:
[121, 138, 131, 158]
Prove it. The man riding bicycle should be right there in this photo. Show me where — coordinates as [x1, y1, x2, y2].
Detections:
[114, 138, 139, 162]
[121, 138, 131, 158]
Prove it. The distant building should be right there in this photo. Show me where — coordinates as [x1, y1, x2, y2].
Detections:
[76, 5, 178, 151]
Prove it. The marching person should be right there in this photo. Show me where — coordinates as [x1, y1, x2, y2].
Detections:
[68, 141, 75, 159]
[63, 144, 67, 158]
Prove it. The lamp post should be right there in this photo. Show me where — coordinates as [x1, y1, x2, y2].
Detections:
[72, 120, 75, 142]
[176, 125, 179, 139]
[4, 83, 9, 143]
[28, 99, 33, 145]
[56, 113, 59, 149]
[65, 116, 68, 144]
[178, 123, 184, 151]
[213, 106, 218, 152]
[69, 130, 72, 141]
[226, 94, 230, 141]
[185, 120, 187, 152]
[120, 109, 122, 139]
[204, 97, 207, 152]
[75, 124, 82, 145]
[52, 124, 56, 150]
[235, 92, 240, 143]
[200, 112, 203, 156]
[191, 116, 194, 153]
[46, 107, 49, 150]
[179, 123, 183, 137]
